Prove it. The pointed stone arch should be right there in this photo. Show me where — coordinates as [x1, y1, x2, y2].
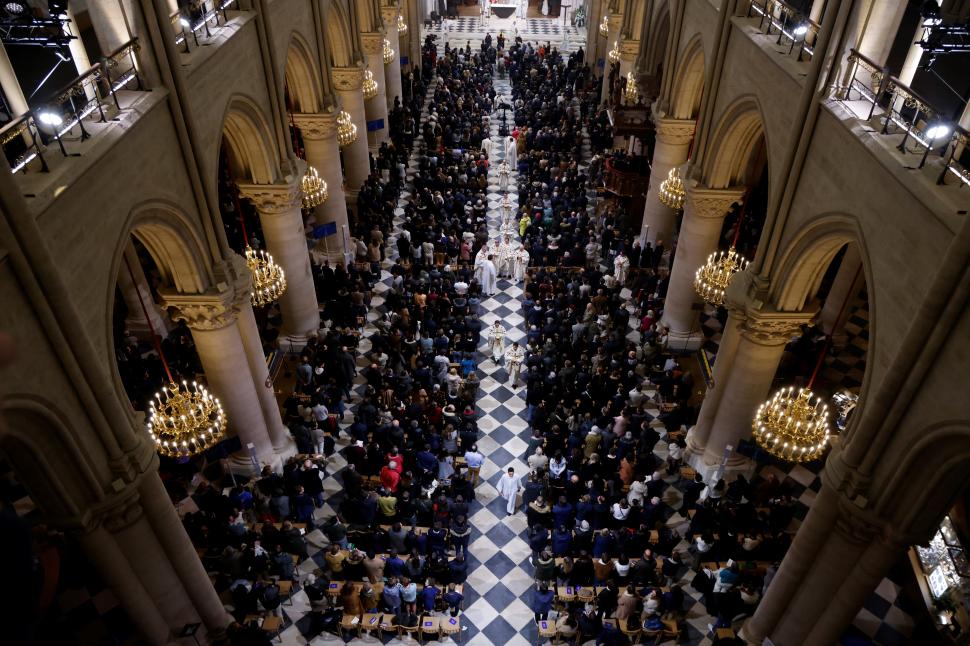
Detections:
[220, 96, 280, 185]
[284, 32, 324, 113]
[669, 35, 704, 120]
[702, 97, 767, 189]
[324, 0, 355, 68]
[642, 2, 670, 77]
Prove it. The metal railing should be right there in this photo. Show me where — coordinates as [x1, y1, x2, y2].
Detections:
[744, 0, 819, 62]
[839, 49, 969, 188]
[171, 0, 241, 52]
[0, 39, 142, 174]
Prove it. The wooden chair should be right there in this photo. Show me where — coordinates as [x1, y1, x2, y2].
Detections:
[397, 622, 422, 640]
[440, 615, 462, 641]
[260, 616, 283, 643]
[538, 618, 557, 642]
[277, 580, 293, 606]
[420, 615, 441, 640]
[618, 617, 642, 644]
[359, 613, 382, 638]
[660, 618, 681, 642]
[340, 614, 361, 639]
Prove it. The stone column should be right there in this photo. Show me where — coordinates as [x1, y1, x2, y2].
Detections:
[599, 14, 623, 104]
[382, 6, 404, 110]
[236, 293, 294, 456]
[362, 32, 390, 147]
[0, 43, 27, 117]
[661, 186, 744, 349]
[686, 312, 811, 480]
[743, 481, 905, 645]
[237, 180, 320, 342]
[818, 243, 863, 345]
[138, 472, 230, 636]
[85, 0, 133, 55]
[333, 66, 371, 202]
[291, 111, 351, 263]
[78, 526, 172, 645]
[118, 242, 170, 337]
[640, 118, 694, 245]
[164, 292, 279, 471]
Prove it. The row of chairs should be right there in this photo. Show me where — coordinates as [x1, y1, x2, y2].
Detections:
[340, 612, 462, 641]
[536, 614, 680, 645]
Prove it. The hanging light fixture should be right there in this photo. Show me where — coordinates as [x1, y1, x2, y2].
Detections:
[301, 165, 328, 209]
[623, 71, 639, 104]
[599, 14, 609, 37]
[232, 187, 287, 307]
[694, 196, 749, 306]
[123, 256, 227, 458]
[246, 246, 287, 307]
[397, 14, 408, 34]
[752, 386, 831, 463]
[362, 69, 379, 99]
[337, 110, 358, 147]
[383, 38, 395, 65]
[752, 263, 862, 464]
[658, 167, 686, 210]
[608, 40, 621, 64]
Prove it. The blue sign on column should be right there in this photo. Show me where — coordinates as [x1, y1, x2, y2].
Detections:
[312, 222, 338, 238]
[401, 56, 409, 65]
[367, 118, 385, 131]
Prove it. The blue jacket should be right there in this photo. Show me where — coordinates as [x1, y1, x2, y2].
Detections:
[533, 588, 555, 614]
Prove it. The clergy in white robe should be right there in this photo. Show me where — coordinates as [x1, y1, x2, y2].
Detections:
[473, 246, 488, 283]
[498, 235, 516, 277]
[481, 255, 498, 295]
[504, 341, 526, 386]
[505, 136, 517, 168]
[614, 251, 631, 285]
[481, 137, 493, 160]
[497, 467, 522, 514]
[498, 161, 510, 192]
[513, 246, 530, 281]
[486, 321, 505, 362]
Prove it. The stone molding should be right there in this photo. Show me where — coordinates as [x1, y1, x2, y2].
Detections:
[236, 181, 302, 215]
[101, 495, 144, 533]
[361, 32, 384, 55]
[655, 117, 696, 146]
[162, 286, 240, 331]
[684, 186, 746, 220]
[380, 5, 399, 24]
[332, 66, 364, 91]
[620, 39, 640, 60]
[741, 310, 813, 345]
[291, 112, 338, 140]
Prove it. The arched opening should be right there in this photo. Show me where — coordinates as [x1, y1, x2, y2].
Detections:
[324, 1, 354, 68]
[643, 3, 670, 84]
[283, 33, 323, 115]
[669, 36, 705, 120]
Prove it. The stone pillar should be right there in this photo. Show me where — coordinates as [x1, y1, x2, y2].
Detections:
[818, 243, 863, 345]
[66, 5, 96, 101]
[333, 66, 371, 202]
[661, 186, 744, 348]
[0, 42, 27, 117]
[138, 472, 230, 637]
[743, 481, 905, 646]
[382, 6, 404, 111]
[897, 1, 938, 88]
[236, 294, 294, 456]
[237, 180, 320, 342]
[85, 0, 133, 55]
[362, 32, 390, 147]
[119, 242, 170, 337]
[686, 312, 811, 480]
[640, 118, 694, 245]
[78, 526, 172, 645]
[291, 111, 351, 263]
[163, 292, 279, 471]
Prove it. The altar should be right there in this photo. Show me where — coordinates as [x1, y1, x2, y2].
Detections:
[489, 3, 518, 19]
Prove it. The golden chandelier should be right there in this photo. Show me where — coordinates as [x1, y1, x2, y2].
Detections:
[301, 165, 328, 209]
[337, 110, 358, 147]
[623, 71, 639, 104]
[383, 39, 395, 65]
[694, 247, 748, 306]
[752, 386, 831, 463]
[599, 15, 609, 37]
[148, 380, 227, 458]
[397, 14, 408, 34]
[658, 167, 685, 210]
[362, 69, 379, 99]
[608, 40, 621, 64]
[246, 246, 287, 307]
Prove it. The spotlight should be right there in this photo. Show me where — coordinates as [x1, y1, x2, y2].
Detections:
[47, 0, 68, 17]
[920, 1, 942, 27]
[793, 23, 809, 37]
[37, 111, 62, 126]
[180, 17, 190, 27]
[4, 1, 26, 16]
[926, 124, 951, 140]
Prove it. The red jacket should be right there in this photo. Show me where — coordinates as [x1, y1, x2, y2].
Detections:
[381, 466, 400, 492]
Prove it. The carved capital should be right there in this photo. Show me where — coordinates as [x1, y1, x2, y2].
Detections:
[684, 186, 746, 220]
[291, 111, 339, 140]
[741, 311, 812, 345]
[380, 5, 399, 24]
[332, 66, 364, 91]
[655, 117, 695, 146]
[162, 288, 239, 331]
[236, 181, 302, 215]
[361, 32, 384, 55]
[620, 39, 639, 59]
[834, 499, 882, 546]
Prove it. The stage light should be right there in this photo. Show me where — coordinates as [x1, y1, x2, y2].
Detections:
[920, 1, 942, 26]
[793, 24, 808, 36]
[37, 111, 63, 126]
[47, 0, 68, 17]
[4, 2, 26, 16]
